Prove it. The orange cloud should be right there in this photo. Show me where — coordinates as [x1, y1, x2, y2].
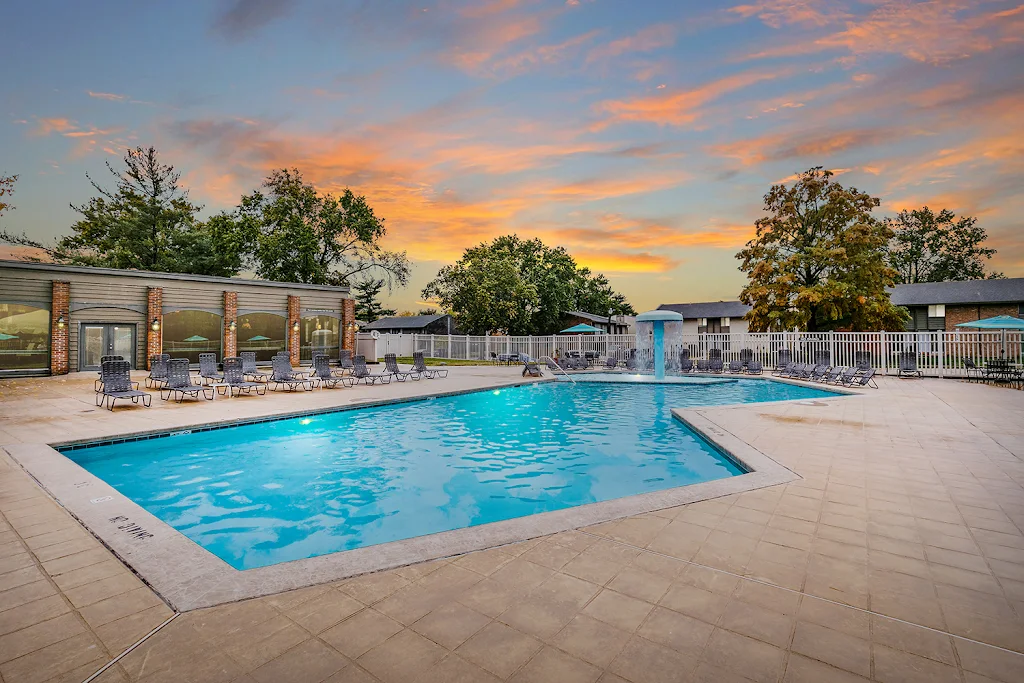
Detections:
[32, 118, 75, 136]
[586, 23, 675, 62]
[552, 213, 754, 251]
[729, 0, 848, 28]
[572, 248, 680, 273]
[487, 30, 601, 76]
[709, 128, 901, 165]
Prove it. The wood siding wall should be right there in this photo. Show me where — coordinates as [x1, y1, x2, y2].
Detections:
[0, 273, 54, 304]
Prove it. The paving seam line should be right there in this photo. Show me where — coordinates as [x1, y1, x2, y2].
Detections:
[576, 529, 1024, 659]
[80, 612, 180, 683]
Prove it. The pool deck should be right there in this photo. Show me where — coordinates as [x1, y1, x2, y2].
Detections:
[1, 369, 1023, 682]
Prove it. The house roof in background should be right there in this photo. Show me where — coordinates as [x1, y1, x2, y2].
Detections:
[363, 314, 447, 330]
[566, 310, 619, 323]
[889, 279, 1024, 306]
[657, 301, 752, 319]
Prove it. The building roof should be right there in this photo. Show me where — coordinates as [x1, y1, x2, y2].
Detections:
[889, 278, 1024, 306]
[657, 301, 752, 318]
[0, 259, 350, 294]
[363, 314, 448, 330]
[566, 310, 618, 323]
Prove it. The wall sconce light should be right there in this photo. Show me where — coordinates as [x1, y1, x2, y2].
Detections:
[292, 321, 300, 332]
[151, 317, 160, 332]
[56, 314, 66, 330]
[229, 320, 237, 332]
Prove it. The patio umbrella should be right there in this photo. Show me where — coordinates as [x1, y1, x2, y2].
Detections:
[182, 335, 209, 342]
[559, 323, 604, 334]
[956, 315, 1024, 356]
[246, 335, 271, 341]
[0, 332, 18, 341]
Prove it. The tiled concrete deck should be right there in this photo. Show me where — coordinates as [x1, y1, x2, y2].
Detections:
[1, 371, 1023, 682]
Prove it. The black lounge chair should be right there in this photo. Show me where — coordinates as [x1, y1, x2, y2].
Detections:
[778, 362, 800, 378]
[352, 355, 391, 385]
[808, 365, 829, 382]
[604, 356, 619, 370]
[727, 360, 744, 374]
[161, 358, 214, 402]
[844, 367, 878, 388]
[774, 350, 792, 373]
[746, 361, 763, 375]
[240, 351, 269, 381]
[269, 355, 313, 391]
[545, 357, 562, 371]
[625, 357, 638, 371]
[680, 358, 693, 372]
[384, 353, 420, 382]
[739, 348, 753, 367]
[833, 367, 857, 385]
[898, 352, 922, 378]
[96, 360, 151, 411]
[145, 354, 170, 388]
[220, 357, 267, 396]
[336, 349, 355, 376]
[95, 354, 125, 391]
[198, 352, 223, 385]
[821, 367, 844, 383]
[709, 359, 724, 373]
[523, 360, 542, 377]
[312, 354, 353, 389]
[413, 352, 447, 378]
[800, 364, 823, 380]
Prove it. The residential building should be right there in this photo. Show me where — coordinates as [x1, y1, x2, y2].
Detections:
[656, 301, 751, 335]
[890, 278, 1024, 331]
[0, 261, 354, 377]
[561, 310, 631, 334]
[363, 314, 457, 335]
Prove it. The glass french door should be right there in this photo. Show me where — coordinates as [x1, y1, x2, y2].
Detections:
[80, 324, 135, 371]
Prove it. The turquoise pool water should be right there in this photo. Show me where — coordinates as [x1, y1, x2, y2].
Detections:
[65, 380, 838, 570]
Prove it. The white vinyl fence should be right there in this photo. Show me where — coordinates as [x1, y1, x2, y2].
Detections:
[358, 330, 1023, 378]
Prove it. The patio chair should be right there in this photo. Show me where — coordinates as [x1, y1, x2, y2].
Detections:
[312, 354, 353, 389]
[809, 365, 829, 382]
[727, 360, 744, 373]
[854, 351, 872, 373]
[96, 360, 151, 411]
[695, 359, 709, 372]
[779, 362, 801, 378]
[95, 354, 125, 391]
[160, 358, 214, 402]
[269, 355, 313, 391]
[240, 351, 269, 382]
[774, 350, 792, 373]
[821, 366, 844, 383]
[898, 351, 922, 378]
[352, 355, 391, 385]
[625, 357, 638, 371]
[709, 359, 724, 373]
[745, 361, 763, 375]
[800, 364, 823, 380]
[846, 367, 878, 388]
[680, 347, 691, 361]
[680, 357, 694, 372]
[220, 357, 267, 396]
[522, 360, 543, 377]
[814, 351, 831, 367]
[739, 348, 753, 367]
[335, 349, 355, 376]
[963, 358, 982, 382]
[145, 354, 170, 388]
[604, 356, 619, 370]
[545, 357, 562, 371]
[708, 348, 723, 361]
[489, 351, 500, 365]
[198, 352, 223, 386]
[834, 367, 858, 385]
[384, 353, 420, 382]
[413, 351, 447, 378]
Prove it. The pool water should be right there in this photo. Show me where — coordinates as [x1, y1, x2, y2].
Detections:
[66, 380, 838, 569]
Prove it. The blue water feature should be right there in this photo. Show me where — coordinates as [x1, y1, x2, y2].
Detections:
[65, 380, 840, 570]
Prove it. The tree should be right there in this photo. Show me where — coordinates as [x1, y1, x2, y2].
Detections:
[353, 279, 396, 322]
[417, 308, 438, 315]
[239, 169, 409, 287]
[886, 207, 1002, 283]
[0, 148, 245, 276]
[0, 174, 17, 224]
[422, 235, 635, 335]
[737, 167, 907, 332]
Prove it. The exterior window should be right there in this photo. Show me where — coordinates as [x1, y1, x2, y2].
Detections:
[698, 318, 707, 327]
[0, 303, 50, 371]
[300, 315, 340, 362]
[163, 310, 222, 364]
[928, 304, 945, 318]
[238, 312, 286, 361]
[1018, 303, 1023, 316]
[722, 317, 731, 328]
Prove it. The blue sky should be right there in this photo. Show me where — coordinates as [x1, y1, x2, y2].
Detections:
[2, 0, 1022, 312]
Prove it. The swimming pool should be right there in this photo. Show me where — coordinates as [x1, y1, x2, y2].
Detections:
[65, 379, 839, 570]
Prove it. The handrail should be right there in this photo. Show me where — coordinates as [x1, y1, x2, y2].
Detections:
[540, 356, 576, 384]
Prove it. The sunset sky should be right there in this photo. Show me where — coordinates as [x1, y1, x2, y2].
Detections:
[2, 0, 1022, 312]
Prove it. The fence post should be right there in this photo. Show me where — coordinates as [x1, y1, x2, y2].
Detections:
[937, 331, 944, 378]
[881, 331, 889, 375]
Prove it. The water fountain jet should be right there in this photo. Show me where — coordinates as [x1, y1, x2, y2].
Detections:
[635, 310, 684, 380]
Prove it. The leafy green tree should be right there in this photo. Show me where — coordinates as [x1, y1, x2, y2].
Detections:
[417, 307, 438, 315]
[422, 235, 635, 335]
[0, 174, 17, 224]
[737, 167, 907, 332]
[0, 148, 244, 276]
[886, 207, 1002, 283]
[353, 279, 396, 322]
[238, 169, 409, 287]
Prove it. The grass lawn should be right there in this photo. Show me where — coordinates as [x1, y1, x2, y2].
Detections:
[394, 357, 495, 366]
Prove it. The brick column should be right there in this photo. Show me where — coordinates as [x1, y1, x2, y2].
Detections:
[146, 287, 163, 369]
[50, 281, 70, 375]
[342, 297, 356, 352]
[223, 292, 237, 359]
[287, 295, 300, 366]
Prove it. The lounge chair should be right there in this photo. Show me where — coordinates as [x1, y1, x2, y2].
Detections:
[821, 367, 844, 383]
[240, 351, 269, 381]
[96, 360, 151, 411]
[269, 355, 313, 391]
[799, 364, 822, 380]
[854, 351, 871, 373]
[845, 367, 878, 388]
[727, 360, 744, 374]
[384, 353, 419, 382]
[220, 357, 267, 396]
[352, 355, 391, 385]
[413, 351, 447, 378]
[695, 359, 709, 372]
[522, 360, 543, 377]
[95, 354, 124, 391]
[198, 352, 223, 385]
[680, 358, 694, 372]
[709, 359, 724, 373]
[779, 363, 801, 378]
[808, 365, 829, 382]
[833, 367, 857, 385]
[335, 349, 355, 377]
[604, 356, 619, 370]
[746, 361, 763, 375]
[145, 354, 170, 388]
[739, 348, 753, 367]
[545, 357, 562, 371]
[774, 350, 792, 373]
[814, 351, 831, 367]
[898, 352, 922, 378]
[160, 358, 214, 402]
[625, 357, 638, 371]
[311, 354, 353, 389]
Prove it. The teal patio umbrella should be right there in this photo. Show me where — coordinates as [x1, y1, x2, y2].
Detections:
[0, 332, 18, 341]
[559, 323, 604, 334]
[246, 335, 271, 341]
[182, 335, 209, 342]
[956, 315, 1024, 357]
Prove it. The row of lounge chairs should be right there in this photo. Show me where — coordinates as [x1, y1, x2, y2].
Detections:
[773, 362, 878, 388]
[95, 351, 446, 410]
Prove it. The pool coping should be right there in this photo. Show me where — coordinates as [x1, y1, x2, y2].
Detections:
[5, 377, 842, 612]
